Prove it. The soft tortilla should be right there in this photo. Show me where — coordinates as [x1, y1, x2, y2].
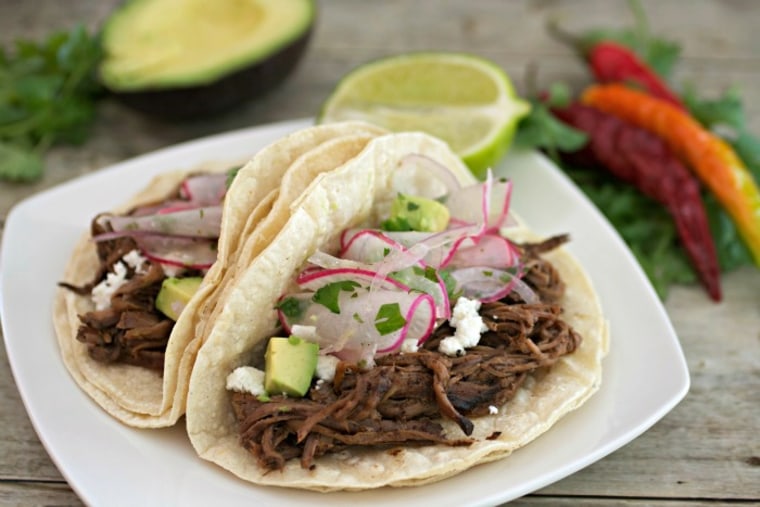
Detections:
[186, 131, 608, 489]
[53, 121, 386, 428]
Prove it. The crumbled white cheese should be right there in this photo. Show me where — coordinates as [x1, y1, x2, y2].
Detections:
[488, 405, 499, 415]
[449, 296, 483, 328]
[91, 261, 129, 310]
[122, 249, 148, 274]
[315, 354, 340, 382]
[438, 297, 488, 357]
[226, 366, 266, 396]
[400, 338, 419, 353]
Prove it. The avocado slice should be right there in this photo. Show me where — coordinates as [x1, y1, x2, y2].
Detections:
[264, 336, 318, 397]
[99, 0, 315, 119]
[387, 193, 450, 232]
[155, 276, 203, 320]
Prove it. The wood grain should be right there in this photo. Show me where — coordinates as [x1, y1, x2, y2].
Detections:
[1, 0, 758, 505]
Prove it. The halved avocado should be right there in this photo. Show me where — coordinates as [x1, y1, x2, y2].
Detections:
[99, 0, 315, 119]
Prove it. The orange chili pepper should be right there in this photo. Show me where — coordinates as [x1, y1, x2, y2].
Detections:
[582, 83, 760, 266]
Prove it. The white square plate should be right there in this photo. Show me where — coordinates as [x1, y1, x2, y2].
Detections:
[0, 118, 689, 506]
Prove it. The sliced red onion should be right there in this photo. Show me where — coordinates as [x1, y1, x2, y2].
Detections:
[449, 266, 538, 304]
[445, 171, 515, 231]
[106, 205, 222, 239]
[389, 266, 451, 320]
[382, 223, 481, 270]
[397, 153, 463, 195]
[296, 267, 407, 292]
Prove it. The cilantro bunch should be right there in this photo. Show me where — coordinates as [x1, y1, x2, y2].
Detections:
[0, 26, 103, 182]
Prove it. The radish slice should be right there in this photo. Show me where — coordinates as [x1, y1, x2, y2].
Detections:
[134, 235, 217, 269]
[180, 173, 228, 205]
[340, 229, 402, 263]
[107, 206, 222, 239]
[277, 290, 436, 360]
[447, 233, 520, 269]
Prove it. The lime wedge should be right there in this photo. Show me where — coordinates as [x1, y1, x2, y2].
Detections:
[318, 52, 531, 178]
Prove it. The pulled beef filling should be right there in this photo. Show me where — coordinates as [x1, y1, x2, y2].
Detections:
[231, 235, 582, 471]
[60, 214, 181, 372]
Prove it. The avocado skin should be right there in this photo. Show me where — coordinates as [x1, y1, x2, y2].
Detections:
[108, 26, 313, 120]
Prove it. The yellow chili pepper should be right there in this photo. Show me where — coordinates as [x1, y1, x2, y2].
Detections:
[582, 83, 760, 266]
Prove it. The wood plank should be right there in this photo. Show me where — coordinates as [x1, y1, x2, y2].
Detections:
[0, 340, 67, 481]
[0, 482, 82, 507]
[536, 266, 760, 500]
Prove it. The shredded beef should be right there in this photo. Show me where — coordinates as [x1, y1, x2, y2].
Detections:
[60, 215, 175, 372]
[232, 235, 582, 471]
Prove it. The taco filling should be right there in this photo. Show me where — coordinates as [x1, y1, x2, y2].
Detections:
[225, 165, 584, 471]
[60, 170, 234, 371]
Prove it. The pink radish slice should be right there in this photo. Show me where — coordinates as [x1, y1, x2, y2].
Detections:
[277, 290, 437, 359]
[107, 205, 223, 239]
[134, 235, 217, 269]
[447, 233, 520, 269]
[180, 173, 228, 205]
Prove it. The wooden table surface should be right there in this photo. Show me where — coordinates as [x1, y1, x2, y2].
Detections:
[1, 1, 759, 505]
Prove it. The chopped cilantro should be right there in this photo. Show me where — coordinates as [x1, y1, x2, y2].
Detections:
[276, 297, 304, 320]
[374, 303, 406, 336]
[381, 216, 413, 232]
[312, 280, 360, 314]
[226, 166, 241, 189]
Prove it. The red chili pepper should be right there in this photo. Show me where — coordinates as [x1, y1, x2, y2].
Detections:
[552, 101, 721, 301]
[547, 20, 685, 110]
[588, 41, 686, 110]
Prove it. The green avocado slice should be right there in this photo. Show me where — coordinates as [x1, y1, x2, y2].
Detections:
[155, 276, 203, 321]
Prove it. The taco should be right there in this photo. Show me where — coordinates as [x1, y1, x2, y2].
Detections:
[185, 131, 608, 489]
[53, 121, 386, 428]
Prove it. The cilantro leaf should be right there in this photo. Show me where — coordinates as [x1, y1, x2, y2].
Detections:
[0, 142, 43, 181]
[381, 215, 413, 232]
[276, 297, 305, 320]
[374, 303, 406, 336]
[312, 281, 361, 314]
[514, 99, 588, 157]
[0, 25, 103, 182]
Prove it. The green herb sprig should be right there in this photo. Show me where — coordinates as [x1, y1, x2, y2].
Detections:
[0, 25, 103, 182]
